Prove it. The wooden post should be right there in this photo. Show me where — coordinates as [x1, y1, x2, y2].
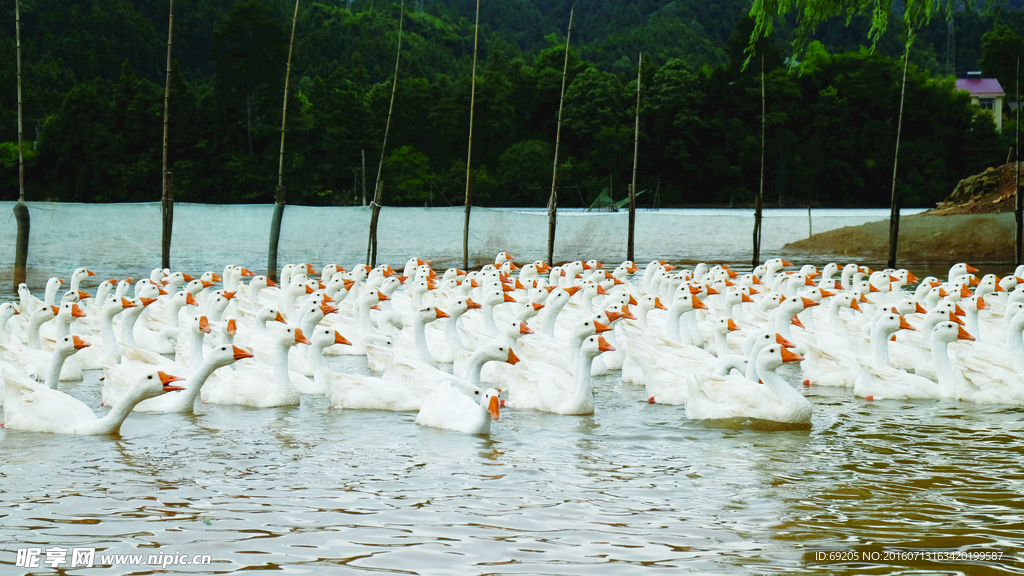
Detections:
[1017, 57, 1022, 266]
[463, 0, 481, 271]
[367, 0, 404, 268]
[628, 52, 641, 263]
[13, 0, 29, 291]
[752, 52, 765, 267]
[887, 36, 912, 270]
[547, 8, 573, 267]
[268, 0, 299, 282]
[808, 206, 812, 238]
[161, 0, 174, 271]
[361, 148, 367, 206]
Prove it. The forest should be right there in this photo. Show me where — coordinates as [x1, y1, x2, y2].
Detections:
[2, 0, 1024, 209]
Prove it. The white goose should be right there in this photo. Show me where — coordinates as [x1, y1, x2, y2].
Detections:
[685, 344, 810, 425]
[415, 382, 500, 435]
[505, 335, 613, 415]
[200, 326, 310, 407]
[132, 344, 254, 413]
[3, 369, 184, 435]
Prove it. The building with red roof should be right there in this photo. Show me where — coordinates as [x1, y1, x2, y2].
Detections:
[955, 72, 1005, 130]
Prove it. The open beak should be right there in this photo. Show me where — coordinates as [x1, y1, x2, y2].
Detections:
[158, 371, 186, 391]
[232, 345, 254, 361]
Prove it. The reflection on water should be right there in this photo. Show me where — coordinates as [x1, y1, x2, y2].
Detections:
[3, 357, 1024, 574]
[2, 203, 1022, 573]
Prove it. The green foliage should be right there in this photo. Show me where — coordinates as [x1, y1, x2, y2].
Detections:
[980, 24, 1024, 97]
[0, 0, 1015, 209]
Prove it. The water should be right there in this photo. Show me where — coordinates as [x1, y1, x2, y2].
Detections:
[2, 203, 1023, 574]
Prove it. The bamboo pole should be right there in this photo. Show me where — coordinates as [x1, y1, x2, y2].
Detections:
[546, 8, 573, 267]
[161, 0, 174, 271]
[1017, 57, 1022, 266]
[367, 0, 404, 268]
[13, 0, 29, 292]
[627, 52, 641, 263]
[268, 0, 300, 282]
[361, 148, 367, 206]
[887, 36, 912, 270]
[752, 52, 764, 267]
[463, 0, 481, 271]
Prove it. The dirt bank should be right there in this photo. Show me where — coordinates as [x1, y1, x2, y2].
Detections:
[783, 212, 1016, 262]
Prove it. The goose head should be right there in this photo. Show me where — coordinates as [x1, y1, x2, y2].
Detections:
[309, 327, 352, 351]
[930, 320, 974, 346]
[580, 335, 615, 361]
[480, 388, 501, 421]
[948, 263, 979, 282]
[278, 326, 311, 350]
[756, 343, 803, 372]
[495, 251, 514, 265]
[133, 370, 187, 402]
[875, 312, 914, 339]
[714, 317, 740, 337]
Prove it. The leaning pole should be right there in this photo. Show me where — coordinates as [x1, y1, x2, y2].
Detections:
[268, 0, 300, 282]
[161, 0, 175, 271]
[546, 8, 574, 267]
[13, 0, 29, 292]
[462, 0, 481, 271]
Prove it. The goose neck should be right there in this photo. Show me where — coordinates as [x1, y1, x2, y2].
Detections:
[870, 324, 891, 366]
[93, 386, 152, 435]
[756, 364, 804, 404]
[415, 318, 436, 366]
[930, 339, 967, 397]
[45, 349, 73, 389]
[445, 310, 466, 351]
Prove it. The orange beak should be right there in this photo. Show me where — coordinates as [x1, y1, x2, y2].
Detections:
[199, 316, 211, 333]
[532, 302, 545, 312]
[898, 316, 915, 331]
[503, 293, 517, 303]
[727, 319, 739, 331]
[605, 311, 624, 323]
[241, 268, 254, 277]
[519, 322, 534, 335]
[275, 311, 287, 323]
[71, 304, 86, 318]
[434, 307, 449, 319]
[506, 348, 520, 365]
[915, 302, 927, 314]
[800, 297, 819, 309]
[781, 259, 793, 267]
[791, 316, 805, 329]
[182, 274, 194, 282]
[50, 305, 59, 316]
[233, 345, 254, 361]
[294, 328, 310, 345]
[654, 297, 667, 310]
[378, 292, 391, 302]
[850, 299, 861, 312]
[86, 269, 95, 276]
[305, 285, 315, 295]
[201, 280, 214, 289]
[954, 304, 965, 317]
[776, 334, 795, 348]
[140, 297, 157, 307]
[320, 304, 339, 316]
[907, 272, 919, 283]
[803, 276, 815, 286]
[780, 347, 804, 363]
[691, 295, 707, 310]
[488, 395, 500, 420]
[966, 264, 979, 274]
[819, 288, 834, 298]
[266, 278, 278, 287]
[78, 290, 90, 300]
[334, 331, 352, 346]
[211, 273, 222, 282]
[977, 296, 987, 310]
[121, 297, 137, 309]
[597, 336, 615, 352]
[466, 298, 482, 310]
[960, 286, 972, 299]
[227, 319, 237, 335]
[72, 335, 91, 350]
[948, 312, 964, 326]
[628, 295, 638, 306]
[223, 291, 236, 300]
[869, 284, 880, 293]
[620, 306, 636, 320]
[706, 286, 720, 296]
[565, 286, 582, 297]
[741, 293, 754, 303]
[957, 325, 975, 341]
[596, 285, 608, 296]
[752, 275, 763, 285]
[185, 293, 198, 307]
[158, 371, 186, 391]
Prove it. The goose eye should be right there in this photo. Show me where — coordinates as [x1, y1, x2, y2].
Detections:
[474, 390, 480, 395]
[148, 375, 153, 380]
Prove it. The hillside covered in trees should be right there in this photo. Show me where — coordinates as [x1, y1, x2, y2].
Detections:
[2, 0, 1024, 208]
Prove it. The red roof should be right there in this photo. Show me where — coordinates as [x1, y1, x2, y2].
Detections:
[956, 78, 1005, 96]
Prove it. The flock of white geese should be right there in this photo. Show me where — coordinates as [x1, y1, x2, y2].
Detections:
[1, 254, 1022, 436]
